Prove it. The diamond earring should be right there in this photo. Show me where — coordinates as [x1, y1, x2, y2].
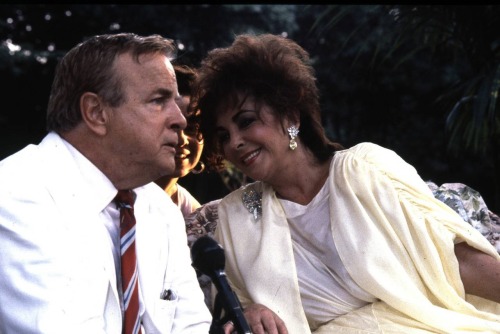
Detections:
[287, 125, 299, 150]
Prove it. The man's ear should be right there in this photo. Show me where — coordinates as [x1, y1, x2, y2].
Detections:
[80, 92, 108, 136]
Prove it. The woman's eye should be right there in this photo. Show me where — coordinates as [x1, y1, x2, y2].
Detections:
[238, 117, 255, 129]
[217, 132, 229, 144]
[184, 124, 199, 135]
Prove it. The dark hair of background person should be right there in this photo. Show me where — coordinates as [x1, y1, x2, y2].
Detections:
[175, 64, 197, 97]
[174, 64, 203, 142]
[193, 33, 344, 172]
[46, 33, 176, 134]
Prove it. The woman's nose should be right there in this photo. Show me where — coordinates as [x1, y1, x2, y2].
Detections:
[178, 130, 189, 147]
[230, 132, 245, 150]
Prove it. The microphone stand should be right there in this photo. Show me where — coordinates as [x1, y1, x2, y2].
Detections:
[209, 293, 227, 334]
[209, 277, 252, 334]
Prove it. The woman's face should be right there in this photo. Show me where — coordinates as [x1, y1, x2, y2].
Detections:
[214, 95, 293, 184]
[172, 95, 204, 178]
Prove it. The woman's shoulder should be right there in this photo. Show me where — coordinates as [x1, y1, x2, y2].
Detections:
[333, 142, 420, 181]
[335, 142, 406, 166]
[219, 181, 268, 218]
[337, 142, 396, 159]
[222, 180, 265, 201]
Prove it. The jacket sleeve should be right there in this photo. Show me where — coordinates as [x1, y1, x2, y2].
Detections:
[330, 142, 500, 332]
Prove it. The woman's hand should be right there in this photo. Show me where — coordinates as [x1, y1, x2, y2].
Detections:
[223, 303, 288, 334]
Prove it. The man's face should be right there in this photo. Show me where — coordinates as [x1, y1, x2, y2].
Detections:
[105, 52, 186, 184]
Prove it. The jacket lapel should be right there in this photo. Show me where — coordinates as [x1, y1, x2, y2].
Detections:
[135, 187, 169, 307]
[217, 182, 311, 333]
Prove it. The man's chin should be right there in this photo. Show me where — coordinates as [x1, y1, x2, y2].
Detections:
[158, 162, 176, 176]
[159, 165, 182, 177]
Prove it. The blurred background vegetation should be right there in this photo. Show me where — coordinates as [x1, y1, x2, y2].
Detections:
[1, 4, 499, 211]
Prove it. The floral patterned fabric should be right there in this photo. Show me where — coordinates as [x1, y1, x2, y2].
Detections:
[185, 199, 221, 310]
[185, 199, 220, 248]
[427, 181, 500, 253]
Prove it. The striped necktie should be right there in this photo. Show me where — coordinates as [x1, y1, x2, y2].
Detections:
[114, 190, 142, 334]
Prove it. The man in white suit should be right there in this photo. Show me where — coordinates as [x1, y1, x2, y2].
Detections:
[0, 33, 211, 333]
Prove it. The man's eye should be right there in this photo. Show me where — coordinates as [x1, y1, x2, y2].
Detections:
[152, 97, 167, 105]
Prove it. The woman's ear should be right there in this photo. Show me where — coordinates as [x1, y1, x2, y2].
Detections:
[284, 116, 300, 132]
[80, 92, 108, 136]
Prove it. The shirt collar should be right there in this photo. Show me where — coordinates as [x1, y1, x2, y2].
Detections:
[60, 136, 118, 213]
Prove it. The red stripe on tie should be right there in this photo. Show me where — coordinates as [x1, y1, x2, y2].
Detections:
[115, 190, 142, 334]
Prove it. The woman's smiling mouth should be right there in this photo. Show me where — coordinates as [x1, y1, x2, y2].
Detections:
[242, 148, 261, 165]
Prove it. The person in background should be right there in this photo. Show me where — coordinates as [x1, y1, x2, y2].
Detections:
[155, 64, 205, 217]
[0, 33, 211, 333]
[193, 33, 500, 334]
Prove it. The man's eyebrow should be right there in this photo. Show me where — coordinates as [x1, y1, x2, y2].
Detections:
[153, 88, 175, 98]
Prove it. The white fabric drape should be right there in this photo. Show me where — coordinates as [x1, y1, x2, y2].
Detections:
[215, 142, 500, 333]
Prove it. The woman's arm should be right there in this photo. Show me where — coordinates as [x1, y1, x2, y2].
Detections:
[455, 242, 500, 303]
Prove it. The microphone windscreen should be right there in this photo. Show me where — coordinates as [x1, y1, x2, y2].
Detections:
[191, 236, 226, 277]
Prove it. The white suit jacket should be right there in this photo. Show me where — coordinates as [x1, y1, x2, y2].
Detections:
[0, 132, 211, 333]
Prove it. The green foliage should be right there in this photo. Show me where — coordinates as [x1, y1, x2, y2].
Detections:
[1, 4, 498, 210]
[389, 5, 500, 158]
[304, 4, 500, 210]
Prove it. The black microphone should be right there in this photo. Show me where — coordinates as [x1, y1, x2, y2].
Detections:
[191, 236, 252, 334]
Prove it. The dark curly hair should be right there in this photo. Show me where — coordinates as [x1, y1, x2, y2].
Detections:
[174, 64, 203, 142]
[193, 33, 342, 171]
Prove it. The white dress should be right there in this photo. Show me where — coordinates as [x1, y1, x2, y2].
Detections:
[279, 177, 376, 329]
[176, 184, 201, 218]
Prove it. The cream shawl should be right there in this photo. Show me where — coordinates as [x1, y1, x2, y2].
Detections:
[214, 142, 500, 333]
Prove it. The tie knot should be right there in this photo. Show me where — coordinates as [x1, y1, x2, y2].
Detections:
[114, 189, 136, 209]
